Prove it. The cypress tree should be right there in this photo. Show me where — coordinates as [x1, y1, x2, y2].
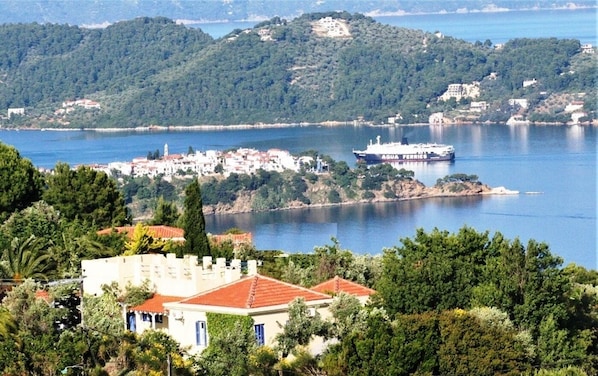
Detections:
[182, 178, 211, 257]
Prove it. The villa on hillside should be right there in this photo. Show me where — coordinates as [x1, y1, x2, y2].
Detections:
[161, 274, 334, 354]
[126, 273, 376, 355]
[88, 223, 375, 355]
[7, 107, 25, 118]
[438, 82, 480, 101]
[523, 78, 537, 88]
[82, 247, 376, 355]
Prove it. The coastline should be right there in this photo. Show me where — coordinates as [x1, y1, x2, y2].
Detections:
[201, 181, 519, 216]
[189, 5, 598, 24]
[367, 4, 597, 18]
[3, 118, 596, 134]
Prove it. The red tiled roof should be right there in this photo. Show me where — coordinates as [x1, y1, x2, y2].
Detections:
[311, 276, 376, 297]
[211, 232, 252, 245]
[35, 290, 51, 302]
[97, 226, 252, 245]
[180, 274, 331, 309]
[97, 225, 185, 240]
[130, 294, 184, 314]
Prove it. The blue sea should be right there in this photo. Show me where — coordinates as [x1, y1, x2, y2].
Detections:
[1, 8, 596, 270]
[1, 124, 596, 270]
[193, 7, 597, 45]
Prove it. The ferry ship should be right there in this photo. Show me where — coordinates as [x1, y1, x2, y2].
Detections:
[353, 136, 455, 163]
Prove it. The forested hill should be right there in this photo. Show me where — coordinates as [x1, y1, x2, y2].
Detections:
[0, 12, 595, 128]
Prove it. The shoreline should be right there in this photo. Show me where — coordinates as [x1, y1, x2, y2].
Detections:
[2, 119, 596, 133]
[133, 184, 519, 221]
[201, 183, 520, 216]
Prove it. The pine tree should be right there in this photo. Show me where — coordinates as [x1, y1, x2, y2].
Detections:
[182, 179, 211, 257]
[150, 196, 179, 226]
[0, 143, 43, 221]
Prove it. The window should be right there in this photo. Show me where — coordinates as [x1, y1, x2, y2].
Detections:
[142, 313, 152, 322]
[254, 324, 265, 346]
[196, 321, 207, 346]
[127, 313, 136, 332]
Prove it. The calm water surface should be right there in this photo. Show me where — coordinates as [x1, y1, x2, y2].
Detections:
[1, 124, 595, 269]
[193, 8, 597, 45]
[374, 8, 597, 45]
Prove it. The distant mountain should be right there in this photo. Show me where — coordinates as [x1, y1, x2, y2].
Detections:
[0, 13, 594, 128]
[0, 0, 595, 26]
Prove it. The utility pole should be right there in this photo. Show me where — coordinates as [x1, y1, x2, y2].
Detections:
[167, 353, 172, 376]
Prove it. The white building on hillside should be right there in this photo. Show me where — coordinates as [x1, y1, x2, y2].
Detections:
[7, 108, 25, 118]
[523, 78, 537, 88]
[439, 83, 480, 101]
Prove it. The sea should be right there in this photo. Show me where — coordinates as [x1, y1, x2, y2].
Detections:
[1, 8, 596, 269]
[193, 7, 597, 45]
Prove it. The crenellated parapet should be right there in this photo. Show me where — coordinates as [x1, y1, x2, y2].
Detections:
[81, 253, 257, 297]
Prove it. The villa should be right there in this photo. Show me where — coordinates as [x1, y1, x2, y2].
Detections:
[82, 251, 374, 355]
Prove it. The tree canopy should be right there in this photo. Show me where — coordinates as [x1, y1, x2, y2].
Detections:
[0, 143, 43, 221]
[43, 163, 130, 228]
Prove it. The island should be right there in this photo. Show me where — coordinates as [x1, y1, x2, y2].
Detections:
[105, 145, 516, 219]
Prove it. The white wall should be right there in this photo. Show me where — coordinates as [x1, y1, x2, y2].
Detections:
[82, 254, 252, 297]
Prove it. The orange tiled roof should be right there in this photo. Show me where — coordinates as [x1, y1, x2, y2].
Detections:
[180, 274, 331, 309]
[211, 232, 253, 244]
[311, 276, 376, 297]
[130, 294, 184, 314]
[35, 289, 51, 302]
[97, 225, 185, 240]
[97, 226, 252, 245]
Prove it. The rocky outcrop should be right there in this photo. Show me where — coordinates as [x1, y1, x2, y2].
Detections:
[202, 178, 496, 215]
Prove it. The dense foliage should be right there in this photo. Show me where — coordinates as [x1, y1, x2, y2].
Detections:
[0, 13, 594, 128]
[0, 143, 43, 221]
[43, 163, 130, 228]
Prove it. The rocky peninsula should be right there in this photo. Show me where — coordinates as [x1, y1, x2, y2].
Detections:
[200, 174, 515, 215]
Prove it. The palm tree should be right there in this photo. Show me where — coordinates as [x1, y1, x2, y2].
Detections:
[51, 231, 114, 278]
[3, 236, 55, 282]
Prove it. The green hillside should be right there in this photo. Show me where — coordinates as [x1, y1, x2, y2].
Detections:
[0, 12, 595, 128]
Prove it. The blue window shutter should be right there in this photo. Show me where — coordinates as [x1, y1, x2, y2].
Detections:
[196, 321, 207, 346]
[128, 313, 136, 332]
[254, 324, 265, 346]
[195, 321, 200, 344]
